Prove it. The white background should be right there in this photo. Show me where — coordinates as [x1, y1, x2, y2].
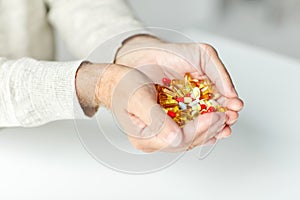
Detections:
[1, 1, 300, 199]
[1, 30, 300, 199]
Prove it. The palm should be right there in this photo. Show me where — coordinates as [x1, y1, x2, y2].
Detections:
[116, 40, 243, 138]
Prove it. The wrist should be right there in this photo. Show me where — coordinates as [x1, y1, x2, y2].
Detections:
[96, 64, 132, 109]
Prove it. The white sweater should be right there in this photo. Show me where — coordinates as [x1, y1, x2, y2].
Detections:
[0, 0, 143, 127]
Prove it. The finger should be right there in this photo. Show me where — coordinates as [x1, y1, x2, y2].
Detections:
[215, 125, 232, 139]
[191, 115, 225, 147]
[129, 115, 183, 152]
[110, 68, 159, 137]
[127, 84, 158, 127]
[129, 87, 183, 150]
[199, 43, 238, 98]
[217, 96, 244, 112]
[203, 137, 217, 146]
[129, 113, 147, 129]
[225, 110, 239, 126]
[182, 112, 225, 148]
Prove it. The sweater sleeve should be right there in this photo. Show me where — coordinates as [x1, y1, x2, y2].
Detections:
[0, 57, 84, 127]
[46, 0, 146, 59]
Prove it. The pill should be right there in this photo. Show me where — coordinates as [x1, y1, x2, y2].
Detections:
[171, 106, 180, 113]
[175, 97, 184, 102]
[192, 87, 201, 99]
[162, 77, 171, 85]
[200, 110, 207, 115]
[173, 86, 185, 97]
[191, 105, 199, 111]
[178, 102, 187, 110]
[172, 79, 184, 85]
[200, 104, 207, 110]
[207, 106, 215, 113]
[184, 97, 192, 103]
[167, 110, 176, 118]
[162, 88, 177, 97]
[156, 73, 225, 127]
[188, 99, 199, 107]
[201, 93, 213, 100]
[159, 98, 177, 105]
[208, 99, 218, 106]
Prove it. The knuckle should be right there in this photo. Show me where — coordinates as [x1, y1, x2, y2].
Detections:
[200, 43, 218, 56]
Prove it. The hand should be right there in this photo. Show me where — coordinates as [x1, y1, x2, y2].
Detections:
[115, 35, 244, 140]
[75, 63, 226, 152]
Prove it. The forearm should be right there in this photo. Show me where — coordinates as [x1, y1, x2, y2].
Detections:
[0, 57, 82, 127]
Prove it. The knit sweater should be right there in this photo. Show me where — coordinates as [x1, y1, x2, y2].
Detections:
[0, 0, 143, 127]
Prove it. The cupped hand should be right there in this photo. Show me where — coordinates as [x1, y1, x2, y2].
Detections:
[115, 35, 244, 140]
[77, 63, 226, 152]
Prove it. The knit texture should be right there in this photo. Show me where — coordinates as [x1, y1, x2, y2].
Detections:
[0, 58, 82, 127]
[0, 0, 145, 127]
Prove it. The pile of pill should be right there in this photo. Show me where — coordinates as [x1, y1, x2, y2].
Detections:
[155, 73, 226, 127]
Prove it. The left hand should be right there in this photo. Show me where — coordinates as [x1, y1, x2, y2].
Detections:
[114, 35, 244, 141]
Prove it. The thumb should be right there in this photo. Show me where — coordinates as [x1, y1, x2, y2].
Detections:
[130, 89, 183, 148]
[200, 44, 238, 98]
[142, 104, 183, 148]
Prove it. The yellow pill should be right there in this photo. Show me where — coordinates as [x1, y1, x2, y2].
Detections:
[191, 110, 199, 118]
[171, 79, 184, 86]
[192, 87, 201, 99]
[167, 106, 179, 113]
[172, 86, 184, 97]
[162, 88, 177, 97]
[161, 103, 178, 109]
[201, 93, 213, 100]
[159, 98, 178, 105]
[158, 93, 174, 100]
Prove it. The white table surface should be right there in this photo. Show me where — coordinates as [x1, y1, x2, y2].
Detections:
[1, 29, 300, 200]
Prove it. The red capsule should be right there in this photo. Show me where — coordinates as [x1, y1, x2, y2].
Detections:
[200, 104, 207, 110]
[162, 77, 171, 86]
[186, 93, 191, 97]
[167, 110, 176, 118]
[175, 97, 184, 102]
[200, 110, 207, 115]
[207, 106, 215, 113]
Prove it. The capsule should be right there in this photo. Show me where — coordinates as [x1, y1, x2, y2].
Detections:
[162, 77, 171, 86]
[184, 97, 193, 103]
[192, 87, 201, 99]
[167, 110, 177, 118]
[178, 102, 187, 110]
[171, 79, 184, 86]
